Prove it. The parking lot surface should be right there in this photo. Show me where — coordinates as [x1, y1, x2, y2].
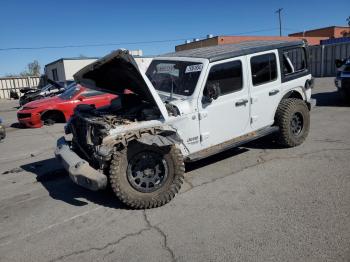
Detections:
[0, 78, 349, 262]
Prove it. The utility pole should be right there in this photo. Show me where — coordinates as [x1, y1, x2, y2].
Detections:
[275, 8, 283, 36]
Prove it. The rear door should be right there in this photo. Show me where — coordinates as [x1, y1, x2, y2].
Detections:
[198, 57, 250, 148]
[248, 50, 281, 130]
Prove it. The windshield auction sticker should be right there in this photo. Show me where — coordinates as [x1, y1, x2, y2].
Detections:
[157, 64, 176, 73]
[185, 64, 203, 73]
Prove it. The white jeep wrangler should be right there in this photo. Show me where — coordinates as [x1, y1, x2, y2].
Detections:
[55, 40, 315, 209]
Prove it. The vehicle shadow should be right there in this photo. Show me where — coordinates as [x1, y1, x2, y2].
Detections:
[185, 135, 285, 172]
[186, 147, 249, 172]
[312, 91, 349, 107]
[21, 137, 286, 207]
[243, 135, 284, 150]
[10, 122, 26, 129]
[21, 158, 127, 209]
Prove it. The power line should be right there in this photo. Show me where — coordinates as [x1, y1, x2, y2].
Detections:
[0, 28, 280, 52]
[0, 38, 189, 51]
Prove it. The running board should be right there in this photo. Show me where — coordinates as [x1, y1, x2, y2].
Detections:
[185, 126, 279, 162]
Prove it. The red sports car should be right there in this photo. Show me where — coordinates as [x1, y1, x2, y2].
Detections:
[17, 84, 117, 128]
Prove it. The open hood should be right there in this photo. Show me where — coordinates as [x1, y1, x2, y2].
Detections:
[74, 49, 169, 120]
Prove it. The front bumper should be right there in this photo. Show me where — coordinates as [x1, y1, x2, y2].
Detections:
[55, 136, 107, 191]
[307, 98, 317, 110]
[335, 78, 350, 91]
[0, 124, 5, 141]
[17, 112, 43, 128]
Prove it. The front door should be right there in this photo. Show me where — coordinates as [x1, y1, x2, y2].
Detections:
[198, 57, 250, 148]
[247, 50, 282, 130]
[78, 90, 113, 108]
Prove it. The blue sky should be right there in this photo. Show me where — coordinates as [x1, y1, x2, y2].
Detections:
[0, 0, 349, 76]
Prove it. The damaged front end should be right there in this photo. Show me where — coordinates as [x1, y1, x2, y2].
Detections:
[65, 101, 181, 168]
[55, 49, 183, 191]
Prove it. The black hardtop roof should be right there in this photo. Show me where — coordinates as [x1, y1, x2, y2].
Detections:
[162, 40, 305, 62]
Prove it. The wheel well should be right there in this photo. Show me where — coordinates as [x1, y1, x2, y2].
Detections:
[41, 110, 66, 123]
[282, 90, 304, 100]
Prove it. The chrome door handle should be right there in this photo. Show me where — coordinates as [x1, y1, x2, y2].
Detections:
[269, 89, 280, 96]
[235, 99, 249, 107]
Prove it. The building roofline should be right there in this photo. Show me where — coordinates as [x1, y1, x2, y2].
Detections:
[45, 55, 154, 67]
[175, 36, 219, 48]
[165, 40, 304, 62]
[289, 25, 349, 36]
[45, 57, 99, 67]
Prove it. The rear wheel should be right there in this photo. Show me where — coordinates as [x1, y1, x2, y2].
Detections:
[275, 98, 310, 147]
[109, 143, 185, 209]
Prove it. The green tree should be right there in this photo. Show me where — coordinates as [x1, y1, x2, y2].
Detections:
[20, 60, 41, 76]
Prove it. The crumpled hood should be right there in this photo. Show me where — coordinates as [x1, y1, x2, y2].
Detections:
[74, 49, 169, 120]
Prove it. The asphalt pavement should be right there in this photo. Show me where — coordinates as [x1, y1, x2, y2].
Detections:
[0, 78, 349, 262]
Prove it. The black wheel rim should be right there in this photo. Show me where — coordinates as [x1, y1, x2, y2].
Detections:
[127, 151, 168, 193]
[290, 112, 304, 136]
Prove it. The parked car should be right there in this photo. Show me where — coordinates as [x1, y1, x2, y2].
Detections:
[56, 41, 315, 209]
[0, 118, 5, 141]
[17, 84, 117, 128]
[335, 58, 350, 100]
[19, 80, 75, 106]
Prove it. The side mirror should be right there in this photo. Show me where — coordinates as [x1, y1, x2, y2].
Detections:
[335, 59, 344, 68]
[78, 96, 85, 101]
[203, 82, 220, 103]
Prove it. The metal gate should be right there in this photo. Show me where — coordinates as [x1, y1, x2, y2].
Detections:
[309, 42, 350, 77]
[0, 76, 46, 99]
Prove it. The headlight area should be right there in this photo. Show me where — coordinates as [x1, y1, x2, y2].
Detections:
[17, 111, 43, 128]
[17, 112, 32, 119]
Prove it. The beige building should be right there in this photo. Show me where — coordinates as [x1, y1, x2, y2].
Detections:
[45, 57, 98, 82]
[45, 50, 152, 82]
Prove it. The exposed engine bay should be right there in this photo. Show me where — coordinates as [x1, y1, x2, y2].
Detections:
[65, 93, 164, 168]
[73, 93, 161, 129]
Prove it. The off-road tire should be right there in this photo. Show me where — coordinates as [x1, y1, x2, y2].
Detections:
[275, 98, 310, 147]
[109, 143, 185, 209]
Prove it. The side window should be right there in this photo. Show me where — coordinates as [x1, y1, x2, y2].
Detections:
[282, 47, 307, 75]
[251, 53, 277, 86]
[205, 60, 243, 96]
[81, 90, 104, 97]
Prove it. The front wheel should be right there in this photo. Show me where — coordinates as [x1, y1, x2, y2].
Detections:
[275, 98, 310, 147]
[109, 143, 185, 209]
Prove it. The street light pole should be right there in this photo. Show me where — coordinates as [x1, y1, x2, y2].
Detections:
[275, 8, 283, 36]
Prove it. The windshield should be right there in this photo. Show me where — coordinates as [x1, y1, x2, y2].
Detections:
[59, 85, 81, 100]
[65, 81, 76, 89]
[146, 60, 203, 96]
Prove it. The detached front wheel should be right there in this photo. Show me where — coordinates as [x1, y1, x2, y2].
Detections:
[109, 143, 185, 209]
[275, 98, 310, 147]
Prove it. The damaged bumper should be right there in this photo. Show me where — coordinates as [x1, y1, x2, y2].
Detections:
[55, 136, 107, 191]
[308, 98, 317, 109]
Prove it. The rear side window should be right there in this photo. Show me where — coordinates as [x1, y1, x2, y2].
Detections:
[206, 60, 243, 95]
[251, 53, 277, 86]
[283, 47, 307, 75]
[81, 90, 105, 97]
